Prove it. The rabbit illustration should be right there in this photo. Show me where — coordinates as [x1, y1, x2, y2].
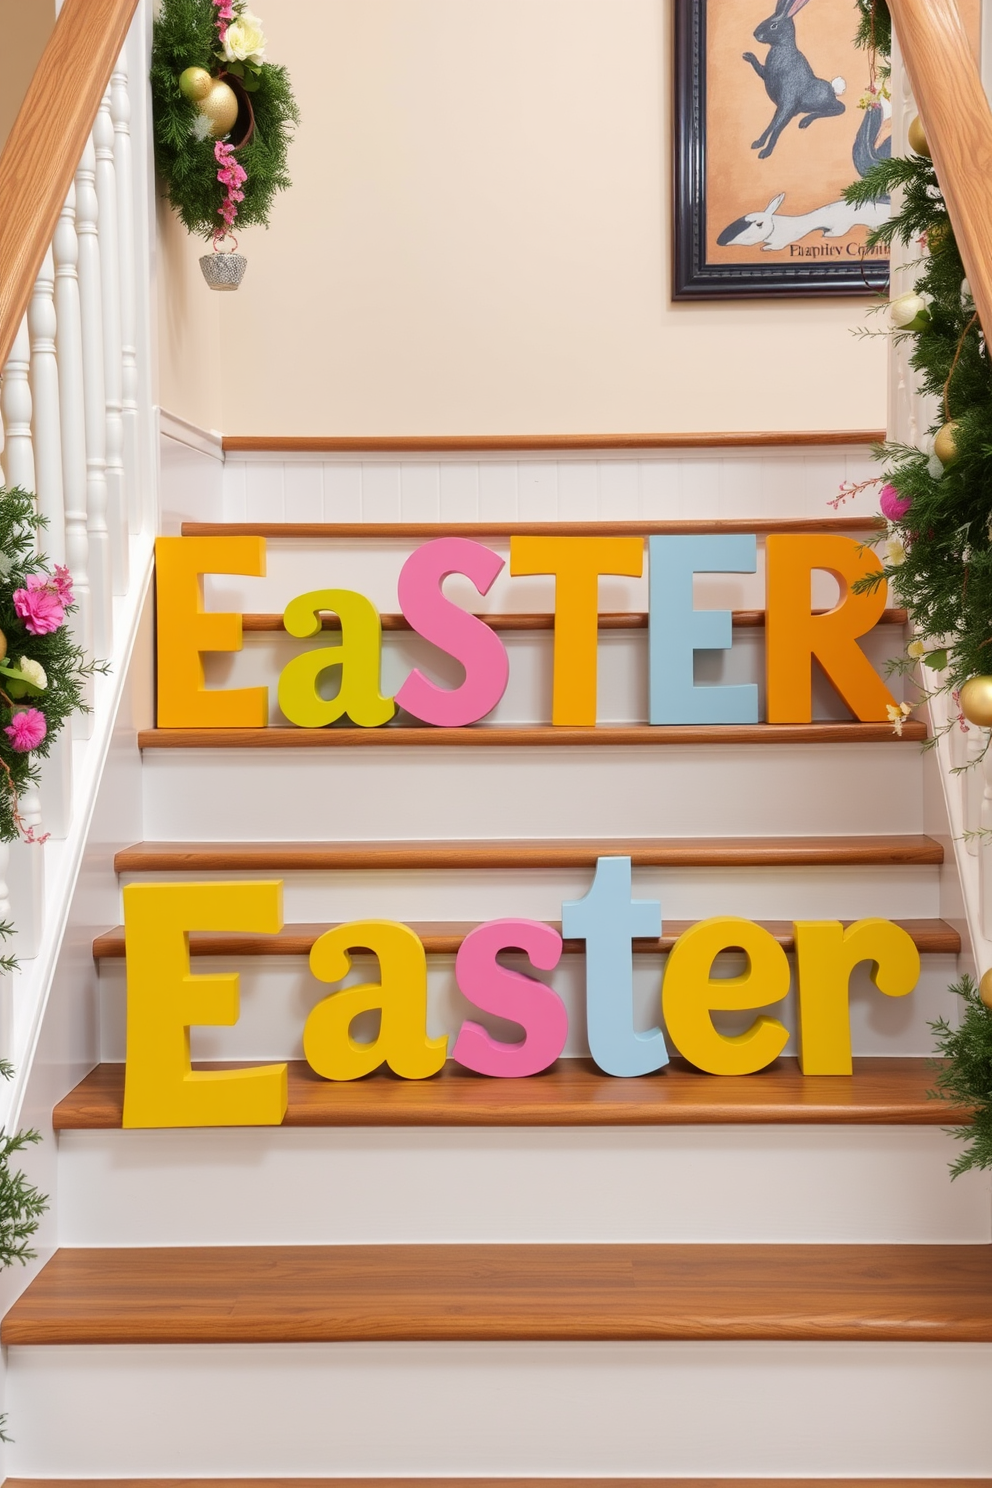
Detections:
[743, 0, 846, 159]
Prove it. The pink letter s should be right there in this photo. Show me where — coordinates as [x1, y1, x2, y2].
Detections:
[452, 919, 567, 1077]
[395, 538, 509, 727]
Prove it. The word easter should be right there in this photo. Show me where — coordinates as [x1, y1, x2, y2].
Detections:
[122, 865, 920, 1128]
[156, 532, 897, 728]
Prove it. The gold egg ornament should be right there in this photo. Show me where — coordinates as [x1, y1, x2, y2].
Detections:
[198, 78, 240, 139]
[960, 675, 992, 727]
[908, 115, 931, 157]
[178, 66, 213, 103]
[980, 967, 992, 1009]
[934, 420, 961, 468]
[0, 628, 6, 664]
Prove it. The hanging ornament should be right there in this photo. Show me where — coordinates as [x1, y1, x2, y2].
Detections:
[0, 628, 6, 664]
[908, 115, 930, 157]
[980, 968, 992, 1009]
[880, 484, 912, 522]
[934, 420, 961, 467]
[178, 66, 212, 103]
[888, 291, 931, 333]
[959, 676, 992, 727]
[197, 77, 241, 139]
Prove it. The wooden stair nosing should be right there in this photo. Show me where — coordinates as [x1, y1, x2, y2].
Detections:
[9, 1481, 992, 1488]
[53, 1058, 969, 1131]
[91, 918, 961, 961]
[221, 428, 887, 452]
[137, 722, 929, 750]
[7, 1242, 992, 1345]
[242, 607, 909, 633]
[113, 835, 945, 874]
[182, 517, 885, 540]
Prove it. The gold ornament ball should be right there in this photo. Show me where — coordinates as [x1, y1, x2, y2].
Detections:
[980, 968, 992, 1009]
[198, 79, 240, 139]
[908, 115, 931, 157]
[179, 66, 213, 103]
[960, 675, 992, 727]
[934, 420, 961, 467]
[0, 628, 6, 664]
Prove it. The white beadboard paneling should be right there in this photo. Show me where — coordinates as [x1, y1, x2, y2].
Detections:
[598, 458, 639, 518]
[400, 462, 441, 521]
[322, 462, 362, 521]
[558, 460, 598, 519]
[245, 459, 284, 523]
[11, 1342, 992, 1478]
[59, 1125, 989, 1246]
[517, 460, 559, 520]
[223, 458, 247, 521]
[478, 460, 518, 521]
[361, 463, 402, 522]
[639, 457, 681, 519]
[282, 462, 323, 524]
[678, 456, 724, 515]
[439, 461, 480, 521]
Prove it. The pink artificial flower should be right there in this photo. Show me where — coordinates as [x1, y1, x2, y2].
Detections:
[212, 0, 236, 43]
[52, 564, 75, 606]
[880, 484, 912, 522]
[12, 574, 65, 636]
[215, 141, 248, 233]
[4, 709, 47, 753]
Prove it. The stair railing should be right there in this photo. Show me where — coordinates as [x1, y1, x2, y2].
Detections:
[0, 0, 157, 1082]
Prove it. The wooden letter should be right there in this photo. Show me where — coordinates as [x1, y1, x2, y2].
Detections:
[794, 919, 920, 1074]
[278, 589, 395, 728]
[765, 534, 896, 722]
[122, 881, 287, 1128]
[304, 920, 447, 1081]
[395, 537, 509, 726]
[649, 534, 759, 724]
[562, 856, 668, 1077]
[452, 919, 567, 1077]
[510, 536, 644, 725]
[662, 918, 790, 1075]
[156, 535, 268, 727]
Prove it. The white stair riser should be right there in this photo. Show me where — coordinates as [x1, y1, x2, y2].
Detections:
[10, 1341, 992, 1478]
[208, 625, 907, 728]
[141, 744, 926, 840]
[58, 1127, 990, 1246]
[116, 863, 943, 922]
[97, 953, 960, 1062]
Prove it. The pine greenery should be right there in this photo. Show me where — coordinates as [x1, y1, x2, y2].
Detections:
[151, 0, 299, 238]
[930, 977, 992, 1176]
[854, 0, 891, 71]
[0, 1127, 47, 1268]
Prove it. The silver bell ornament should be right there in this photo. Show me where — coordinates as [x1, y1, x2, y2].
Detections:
[199, 245, 248, 291]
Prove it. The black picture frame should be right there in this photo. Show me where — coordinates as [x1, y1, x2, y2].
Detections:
[672, 0, 890, 300]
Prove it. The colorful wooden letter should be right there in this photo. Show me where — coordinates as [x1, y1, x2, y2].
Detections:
[649, 534, 759, 724]
[395, 538, 509, 726]
[561, 857, 668, 1077]
[452, 919, 567, 1077]
[122, 880, 287, 1128]
[156, 535, 268, 728]
[510, 536, 644, 725]
[794, 919, 920, 1074]
[278, 588, 395, 728]
[765, 534, 896, 722]
[662, 918, 790, 1075]
[304, 920, 447, 1081]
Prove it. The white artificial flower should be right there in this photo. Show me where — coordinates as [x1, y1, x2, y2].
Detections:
[907, 638, 926, 660]
[927, 452, 945, 481]
[224, 10, 266, 64]
[886, 702, 912, 737]
[190, 111, 214, 142]
[17, 656, 47, 691]
[888, 291, 930, 332]
[885, 536, 907, 567]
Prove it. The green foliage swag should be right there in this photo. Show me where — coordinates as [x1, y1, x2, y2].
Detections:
[930, 978, 992, 1175]
[151, 0, 299, 238]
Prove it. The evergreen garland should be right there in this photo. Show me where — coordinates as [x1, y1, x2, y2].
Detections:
[151, 0, 298, 239]
[930, 977, 992, 1175]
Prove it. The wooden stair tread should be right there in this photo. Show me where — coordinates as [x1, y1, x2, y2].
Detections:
[183, 516, 885, 539]
[114, 835, 944, 872]
[6, 1242, 992, 1344]
[243, 607, 909, 632]
[53, 1058, 967, 1130]
[91, 918, 961, 959]
[7, 1482, 989, 1488]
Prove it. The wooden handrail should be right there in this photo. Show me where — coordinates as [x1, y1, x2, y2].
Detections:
[887, 0, 992, 343]
[0, 0, 140, 370]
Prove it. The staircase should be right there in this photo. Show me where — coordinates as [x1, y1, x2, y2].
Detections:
[1, 435, 990, 1480]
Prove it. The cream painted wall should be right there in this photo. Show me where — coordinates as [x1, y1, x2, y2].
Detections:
[158, 0, 888, 437]
[0, 0, 55, 150]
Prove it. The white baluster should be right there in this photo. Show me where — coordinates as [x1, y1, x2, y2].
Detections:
[54, 184, 95, 739]
[29, 248, 65, 565]
[0, 846, 10, 927]
[965, 725, 986, 855]
[0, 316, 36, 494]
[112, 54, 140, 535]
[8, 782, 44, 960]
[75, 138, 112, 657]
[94, 91, 127, 596]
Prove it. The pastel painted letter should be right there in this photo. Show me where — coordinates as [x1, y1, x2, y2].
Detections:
[662, 917, 790, 1075]
[278, 588, 395, 728]
[649, 534, 759, 724]
[452, 919, 567, 1077]
[122, 880, 287, 1128]
[562, 856, 668, 1077]
[395, 538, 509, 726]
[155, 535, 268, 727]
[794, 918, 920, 1074]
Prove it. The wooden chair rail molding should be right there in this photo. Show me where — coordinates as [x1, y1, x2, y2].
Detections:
[220, 431, 886, 453]
[91, 917, 959, 960]
[7, 1242, 992, 1344]
[113, 835, 944, 873]
[183, 517, 886, 540]
[887, 0, 992, 343]
[137, 722, 928, 749]
[0, 0, 141, 369]
[53, 1057, 969, 1131]
[243, 608, 909, 633]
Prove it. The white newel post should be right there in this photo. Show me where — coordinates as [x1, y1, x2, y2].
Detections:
[74, 138, 112, 658]
[0, 316, 37, 495]
[112, 54, 141, 535]
[94, 89, 128, 596]
[55, 184, 96, 738]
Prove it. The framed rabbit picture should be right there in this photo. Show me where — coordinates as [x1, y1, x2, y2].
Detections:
[673, 0, 891, 298]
